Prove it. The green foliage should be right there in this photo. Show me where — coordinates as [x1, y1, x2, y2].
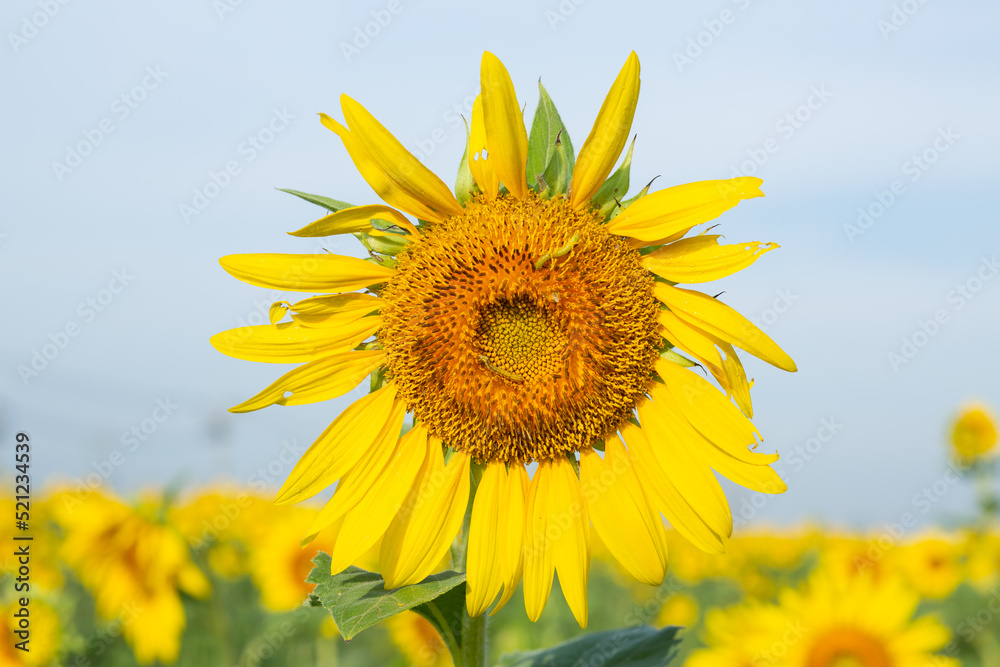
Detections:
[592, 136, 636, 219]
[497, 625, 681, 667]
[305, 553, 467, 641]
[527, 82, 576, 190]
[277, 188, 353, 213]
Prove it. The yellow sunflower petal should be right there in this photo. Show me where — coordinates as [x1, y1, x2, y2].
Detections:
[468, 95, 500, 199]
[493, 463, 528, 614]
[637, 397, 733, 539]
[303, 398, 407, 533]
[642, 235, 778, 283]
[229, 349, 384, 413]
[326, 426, 427, 573]
[289, 292, 381, 327]
[320, 111, 462, 223]
[658, 310, 754, 417]
[654, 358, 767, 463]
[210, 317, 379, 363]
[274, 383, 400, 504]
[289, 204, 417, 238]
[524, 457, 590, 627]
[658, 309, 724, 368]
[580, 443, 668, 586]
[620, 421, 725, 554]
[480, 52, 529, 199]
[570, 51, 641, 210]
[694, 436, 786, 494]
[607, 178, 764, 243]
[716, 341, 753, 418]
[654, 283, 797, 372]
[466, 462, 506, 616]
[220, 253, 395, 293]
[380, 445, 471, 589]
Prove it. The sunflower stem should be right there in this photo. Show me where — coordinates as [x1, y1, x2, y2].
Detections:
[461, 609, 488, 667]
[455, 462, 487, 667]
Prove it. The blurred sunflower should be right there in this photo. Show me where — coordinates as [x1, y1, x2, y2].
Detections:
[950, 403, 998, 463]
[965, 529, 1000, 591]
[213, 50, 795, 626]
[245, 505, 353, 613]
[385, 611, 453, 667]
[893, 534, 964, 600]
[0, 599, 59, 667]
[52, 491, 210, 665]
[690, 569, 959, 667]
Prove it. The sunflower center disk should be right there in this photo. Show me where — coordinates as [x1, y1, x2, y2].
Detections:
[475, 296, 567, 383]
[378, 193, 661, 464]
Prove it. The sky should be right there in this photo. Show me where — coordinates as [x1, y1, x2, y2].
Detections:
[2, 0, 998, 531]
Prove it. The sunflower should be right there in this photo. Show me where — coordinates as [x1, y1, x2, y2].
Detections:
[52, 491, 210, 665]
[892, 534, 965, 600]
[950, 403, 998, 463]
[689, 569, 959, 667]
[385, 611, 454, 667]
[212, 51, 795, 626]
[0, 598, 59, 667]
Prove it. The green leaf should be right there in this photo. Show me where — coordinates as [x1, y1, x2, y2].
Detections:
[352, 231, 409, 257]
[538, 133, 570, 197]
[660, 348, 698, 369]
[278, 188, 354, 213]
[455, 118, 476, 205]
[592, 135, 636, 220]
[305, 553, 466, 641]
[497, 625, 682, 667]
[526, 81, 575, 189]
[411, 582, 466, 661]
[612, 176, 659, 221]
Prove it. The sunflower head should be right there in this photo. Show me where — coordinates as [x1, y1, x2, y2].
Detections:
[950, 402, 998, 463]
[379, 191, 660, 464]
[213, 50, 797, 627]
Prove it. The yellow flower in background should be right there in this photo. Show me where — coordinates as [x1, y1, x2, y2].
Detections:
[171, 491, 273, 579]
[245, 505, 350, 613]
[1, 497, 63, 594]
[656, 592, 699, 628]
[0, 598, 59, 667]
[686, 600, 785, 667]
[385, 611, 453, 667]
[690, 569, 959, 667]
[213, 50, 795, 627]
[893, 534, 965, 600]
[965, 530, 1000, 591]
[950, 403, 998, 462]
[818, 534, 891, 583]
[52, 491, 210, 665]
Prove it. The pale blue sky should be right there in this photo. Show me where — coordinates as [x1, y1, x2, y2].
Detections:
[2, 0, 998, 529]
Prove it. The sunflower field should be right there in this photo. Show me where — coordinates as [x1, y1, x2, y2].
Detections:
[3, 403, 998, 667]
